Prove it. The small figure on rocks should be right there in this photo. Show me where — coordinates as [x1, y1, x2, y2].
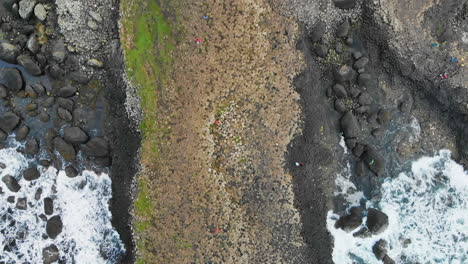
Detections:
[195, 37, 201, 45]
[295, 162, 304, 167]
[440, 72, 448, 79]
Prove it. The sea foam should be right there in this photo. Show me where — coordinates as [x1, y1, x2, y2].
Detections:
[0, 146, 124, 263]
[328, 150, 468, 264]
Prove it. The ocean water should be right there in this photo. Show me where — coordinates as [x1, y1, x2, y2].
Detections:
[328, 150, 468, 264]
[0, 144, 124, 263]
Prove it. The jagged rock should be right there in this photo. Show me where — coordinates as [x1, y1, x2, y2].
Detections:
[54, 137, 76, 161]
[24, 137, 39, 155]
[366, 208, 388, 234]
[57, 98, 74, 111]
[2, 175, 21, 192]
[57, 85, 77, 97]
[26, 34, 39, 54]
[34, 3, 47, 21]
[0, 42, 19, 63]
[57, 107, 72, 122]
[314, 44, 328, 57]
[0, 112, 20, 133]
[0, 68, 23, 92]
[43, 244, 60, 264]
[332, 84, 348, 98]
[65, 165, 78, 178]
[335, 206, 364, 232]
[340, 111, 360, 139]
[46, 215, 63, 239]
[334, 0, 356, 9]
[63, 127, 88, 144]
[309, 21, 326, 42]
[23, 167, 40, 181]
[18, 0, 36, 19]
[336, 21, 350, 37]
[44, 197, 53, 215]
[358, 92, 373, 105]
[17, 55, 41, 76]
[0, 84, 8, 98]
[354, 57, 369, 69]
[87, 59, 104, 68]
[334, 99, 347, 113]
[335, 65, 355, 83]
[362, 147, 385, 176]
[372, 239, 388, 260]
[16, 197, 27, 210]
[81, 137, 109, 157]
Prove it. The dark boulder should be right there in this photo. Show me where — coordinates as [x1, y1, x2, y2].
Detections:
[332, 84, 348, 98]
[57, 85, 77, 97]
[52, 41, 67, 63]
[383, 255, 396, 264]
[0, 42, 19, 63]
[25, 85, 37, 98]
[333, 0, 357, 9]
[65, 165, 78, 178]
[355, 106, 370, 114]
[17, 55, 42, 76]
[35, 188, 42, 200]
[26, 34, 39, 54]
[57, 98, 74, 111]
[358, 73, 372, 86]
[32, 83, 46, 95]
[314, 44, 328, 57]
[352, 143, 365, 158]
[43, 97, 54, 107]
[358, 92, 373, 105]
[2, 175, 21, 192]
[63, 126, 88, 144]
[0, 130, 7, 141]
[46, 215, 63, 239]
[366, 208, 389, 234]
[25, 103, 37, 111]
[38, 112, 50, 122]
[44, 197, 53, 215]
[16, 197, 27, 210]
[362, 147, 385, 176]
[340, 112, 360, 139]
[335, 206, 364, 232]
[49, 64, 65, 79]
[42, 244, 60, 264]
[0, 84, 8, 98]
[353, 57, 369, 69]
[24, 137, 39, 155]
[0, 68, 23, 92]
[377, 109, 391, 125]
[353, 51, 363, 59]
[334, 65, 355, 83]
[23, 167, 40, 181]
[57, 107, 72, 122]
[355, 160, 368, 177]
[399, 97, 413, 114]
[372, 128, 385, 138]
[335, 42, 343, 54]
[309, 21, 326, 42]
[349, 86, 361, 98]
[345, 138, 356, 149]
[81, 137, 109, 157]
[336, 21, 350, 37]
[54, 137, 76, 161]
[334, 99, 347, 113]
[372, 239, 388, 260]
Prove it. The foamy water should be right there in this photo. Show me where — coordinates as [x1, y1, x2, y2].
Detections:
[328, 150, 468, 264]
[0, 146, 124, 263]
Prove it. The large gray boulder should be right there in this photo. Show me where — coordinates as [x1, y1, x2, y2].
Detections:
[0, 42, 19, 63]
[24, 137, 39, 155]
[335, 207, 364, 232]
[34, 3, 47, 21]
[57, 85, 77, 97]
[0, 112, 20, 133]
[81, 137, 109, 157]
[23, 167, 40, 181]
[63, 127, 88, 144]
[17, 55, 42, 76]
[19, 0, 36, 19]
[309, 21, 326, 42]
[2, 175, 21, 192]
[362, 147, 385, 176]
[340, 111, 360, 139]
[42, 244, 59, 264]
[366, 208, 389, 234]
[0, 68, 24, 92]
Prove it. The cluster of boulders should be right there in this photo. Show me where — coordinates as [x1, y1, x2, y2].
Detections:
[309, 19, 401, 263]
[0, 2, 110, 263]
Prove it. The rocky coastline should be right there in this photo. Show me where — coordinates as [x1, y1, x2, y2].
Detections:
[0, 0, 137, 262]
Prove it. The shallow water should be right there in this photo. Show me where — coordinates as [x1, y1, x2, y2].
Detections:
[0, 144, 124, 263]
[328, 150, 468, 264]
